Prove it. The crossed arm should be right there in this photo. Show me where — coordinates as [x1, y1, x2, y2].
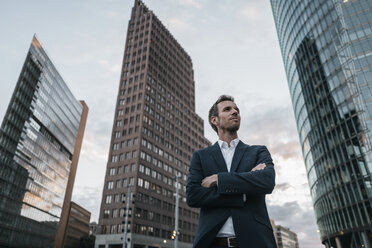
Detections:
[186, 146, 275, 208]
[201, 163, 266, 188]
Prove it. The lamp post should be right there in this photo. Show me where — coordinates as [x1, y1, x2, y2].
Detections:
[122, 186, 132, 248]
[174, 174, 181, 248]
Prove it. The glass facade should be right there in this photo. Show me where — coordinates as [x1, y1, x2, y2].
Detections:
[270, 0, 372, 247]
[0, 36, 83, 247]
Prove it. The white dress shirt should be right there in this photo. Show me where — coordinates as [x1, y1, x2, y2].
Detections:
[216, 137, 240, 237]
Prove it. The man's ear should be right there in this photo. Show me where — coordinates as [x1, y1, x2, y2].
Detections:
[210, 116, 218, 126]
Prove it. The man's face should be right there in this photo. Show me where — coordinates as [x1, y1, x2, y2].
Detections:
[213, 100, 241, 133]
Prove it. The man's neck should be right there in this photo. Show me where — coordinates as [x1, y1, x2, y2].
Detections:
[218, 132, 238, 147]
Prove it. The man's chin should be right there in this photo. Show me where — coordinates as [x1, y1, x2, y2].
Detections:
[227, 125, 240, 133]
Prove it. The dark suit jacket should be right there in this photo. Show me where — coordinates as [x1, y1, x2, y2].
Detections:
[186, 141, 277, 248]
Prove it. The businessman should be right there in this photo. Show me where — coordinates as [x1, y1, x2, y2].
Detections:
[186, 95, 277, 248]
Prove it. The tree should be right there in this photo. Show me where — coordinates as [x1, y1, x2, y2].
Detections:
[79, 235, 95, 248]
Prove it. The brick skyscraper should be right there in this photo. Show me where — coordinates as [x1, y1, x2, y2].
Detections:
[95, 1, 210, 247]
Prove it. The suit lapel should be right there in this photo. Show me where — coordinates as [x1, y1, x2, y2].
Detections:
[230, 141, 248, 172]
[210, 142, 228, 172]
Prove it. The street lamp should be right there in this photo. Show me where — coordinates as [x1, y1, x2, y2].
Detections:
[174, 173, 181, 248]
[122, 185, 134, 248]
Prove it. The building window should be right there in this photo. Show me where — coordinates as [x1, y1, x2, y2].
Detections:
[152, 170, 157, 179]
[152, 158, 158, 166]
[120, 208, 125, 217]
[109, 168, 116, 176]
[125, 152, 131, 160]
[105, 195, 112, 204]
[147, 142, 152, 150]
[107, 181, 114, 189]
[118, 224, 123, 233]
[114, 194, 120, 203]
[140, 151, 146, 159]
[138, 178, 143, 187]
[114, 132, 120, 139]
[129, 177, 134, 186]
[112, 209, 119, 218]
[145, 167, 150, 176]
[116, 180, 121, 188]
[146, 154, 151, 162]
[144, 180, 150, 189]
[110, 225, 117, 234]
[103, 209, 110, 218]
[111, 155, 118, 163]
[135, 208, 142, 218]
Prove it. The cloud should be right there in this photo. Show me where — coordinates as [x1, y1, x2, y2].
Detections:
[165, 17, 195, 35]
[270, 139, 302, 161]
[178, 0, 202, 9]
[97, 59, 121, 72]
[275, 182, 291, 192]
[80, 134, 110, 161]
[72, 185, 103, 222]
[240, 3, 260, 21]
[237, 101, 303, 161]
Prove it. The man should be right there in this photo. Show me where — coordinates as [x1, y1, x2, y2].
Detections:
[186, 95, 277, 248]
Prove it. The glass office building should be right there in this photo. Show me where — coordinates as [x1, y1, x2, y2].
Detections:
[0, 36, 86, 247]
[270, 0, 372, 247]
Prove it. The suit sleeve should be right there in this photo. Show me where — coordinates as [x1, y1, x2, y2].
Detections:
[186, 151, 245, 208]
[217, 146, 275, 195]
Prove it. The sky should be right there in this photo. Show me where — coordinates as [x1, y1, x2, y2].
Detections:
[0, 0, 322, 247]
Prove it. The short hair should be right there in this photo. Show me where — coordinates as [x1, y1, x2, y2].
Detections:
[208, 95, 235, 133]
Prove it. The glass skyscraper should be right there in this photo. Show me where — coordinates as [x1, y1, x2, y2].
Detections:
[270, 0, 372, 247]
[0, 36, 88, 248]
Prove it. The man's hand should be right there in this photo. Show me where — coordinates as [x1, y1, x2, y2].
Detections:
[202, 174, 218, 188]
[252, 163, 266, 171]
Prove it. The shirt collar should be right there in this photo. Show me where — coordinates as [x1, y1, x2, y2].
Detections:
[218, 137, 240, 149]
